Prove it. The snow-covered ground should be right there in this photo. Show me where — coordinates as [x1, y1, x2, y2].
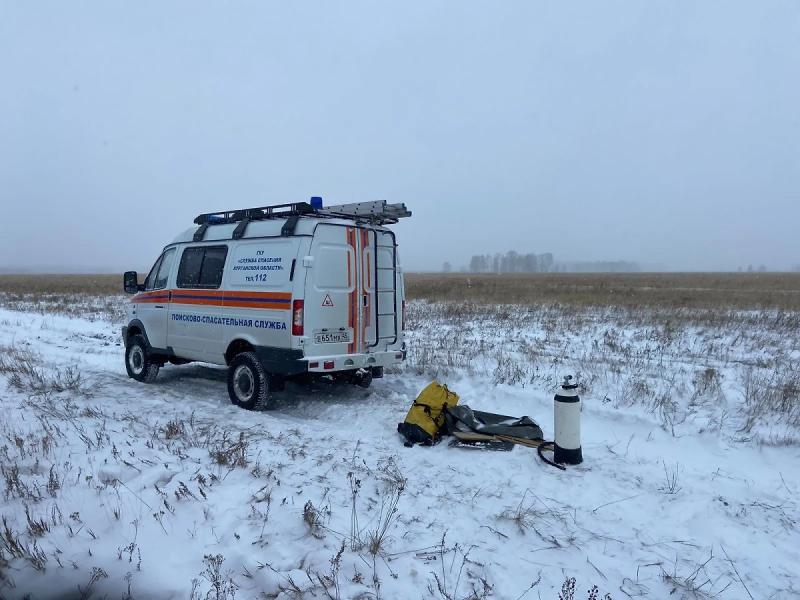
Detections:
[0, 299, 798, 599]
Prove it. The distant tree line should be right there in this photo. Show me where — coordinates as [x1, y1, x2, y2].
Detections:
[738, 265, 769, 273]
[460, 253, 641, 273]
[468, 252, 555, 273]
[556, 260, 640, 273]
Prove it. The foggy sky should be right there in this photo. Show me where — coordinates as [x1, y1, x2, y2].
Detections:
[1, 1, 798, 273]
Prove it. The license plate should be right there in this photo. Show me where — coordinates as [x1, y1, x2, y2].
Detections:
[314, 331, 351, 344]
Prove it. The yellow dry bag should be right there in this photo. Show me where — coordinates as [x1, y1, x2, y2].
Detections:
[397, 381, 460, 446]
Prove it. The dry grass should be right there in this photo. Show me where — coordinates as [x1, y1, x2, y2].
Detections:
[0, 344, 88, 397]
[403, 300, 800, 439]
[0, 274, 125, 321]
[3, 272, 800, 314]
[406, 272, 800, 311]
[0, 274, 121, 296]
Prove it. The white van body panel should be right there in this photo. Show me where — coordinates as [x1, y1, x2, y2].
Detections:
[124, 215, 405, 376]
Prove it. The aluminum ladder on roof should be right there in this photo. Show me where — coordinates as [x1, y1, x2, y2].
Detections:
[319, 200, 411, 225]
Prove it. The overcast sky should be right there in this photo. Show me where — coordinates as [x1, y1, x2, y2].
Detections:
[1, 1, 798, 272]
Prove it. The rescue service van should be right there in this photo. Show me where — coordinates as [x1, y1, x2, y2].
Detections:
[121, 198, 410, 409]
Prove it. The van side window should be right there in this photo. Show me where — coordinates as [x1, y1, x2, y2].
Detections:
[144, 254, 164, 291]
[177, 246, 228, 289]
[153, 248, 176, 289]
[199, 247, 227, 287]
[177, 248, 204, 288]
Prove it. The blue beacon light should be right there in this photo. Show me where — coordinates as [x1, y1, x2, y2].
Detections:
[309, 196, 323, 210]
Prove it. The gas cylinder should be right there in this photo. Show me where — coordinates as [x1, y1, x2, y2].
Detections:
[554, 375, 583, 465]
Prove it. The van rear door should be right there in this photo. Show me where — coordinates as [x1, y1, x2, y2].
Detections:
[304, 224, 398, 357]
[304, 224, 359, 357]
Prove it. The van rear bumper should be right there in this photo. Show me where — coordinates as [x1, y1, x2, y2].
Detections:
[252, 346, 404, 376]
[303, 350, 405, 373]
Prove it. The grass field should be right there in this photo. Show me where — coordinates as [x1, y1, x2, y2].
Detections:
[406, 272, 800, 310]
[0, 275, 125, 321]
[0, 272, 798, 598]
[0, 274, 122, 296]
[3, 272, 800, 311]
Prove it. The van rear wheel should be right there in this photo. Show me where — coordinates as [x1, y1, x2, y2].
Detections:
[227, 352, 274, 410]
[125, 335, 160, 383]
[335, 368, 373, 388]
[355, 368, 373, 388]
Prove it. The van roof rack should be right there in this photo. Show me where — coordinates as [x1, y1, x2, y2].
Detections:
[194, 202, 315, 225]
[193, 200, 411, 227]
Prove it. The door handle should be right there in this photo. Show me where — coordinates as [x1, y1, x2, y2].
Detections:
[155, 305, 165, 309]
[362, 294, 368, 307]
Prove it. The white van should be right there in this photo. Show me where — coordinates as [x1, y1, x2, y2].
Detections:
[122, 199, 410, 409]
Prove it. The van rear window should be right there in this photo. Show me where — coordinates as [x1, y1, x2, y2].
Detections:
[177, 246, 228, 289]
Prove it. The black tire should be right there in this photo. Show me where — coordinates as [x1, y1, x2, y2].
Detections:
[125, 334, 160, 383]
[355, 368, 373, 388]
[227, 352, 273, 410]
[334, 368, 373, 388]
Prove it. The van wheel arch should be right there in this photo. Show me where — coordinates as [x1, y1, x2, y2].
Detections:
[125, 321, 148, 348]
[225, 339, 255, 365]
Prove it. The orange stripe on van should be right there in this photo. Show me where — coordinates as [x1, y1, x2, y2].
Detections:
[353, 228, 360, 353]
[349, 227, 361, 354]
[360, 229, 369, 347]
[366, 250, 371, 289]
[134, 289, 291, 310]
[347, 227, 358, 353]
[132, 291, 170, 303]
[221, 301, 290, 310]
[347, 227, 356, 353]
[223, 290, 291, 300]
[345, 227, 351, 352]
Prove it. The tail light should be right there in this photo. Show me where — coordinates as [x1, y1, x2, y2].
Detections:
[401, 300, 406, 330]
[292, 299, 304, 336]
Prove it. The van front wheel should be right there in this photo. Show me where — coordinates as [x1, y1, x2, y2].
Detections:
[125, 335, 160, 383]
[227, 352, 273, 410]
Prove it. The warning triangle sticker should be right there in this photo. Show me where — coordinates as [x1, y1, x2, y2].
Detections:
[322, 294, 334, 307]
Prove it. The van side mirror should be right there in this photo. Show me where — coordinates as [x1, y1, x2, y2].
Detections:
[123, 271, 143, 294]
